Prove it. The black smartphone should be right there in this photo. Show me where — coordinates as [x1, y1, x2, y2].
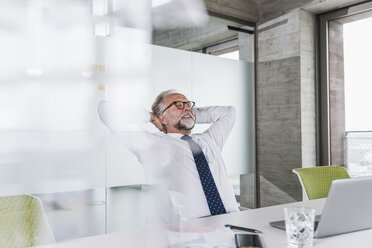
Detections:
[234, 233, 263, 248]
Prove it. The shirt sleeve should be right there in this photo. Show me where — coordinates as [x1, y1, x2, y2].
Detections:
[194, 106, 236, 151]
[97, 100, 157, 162]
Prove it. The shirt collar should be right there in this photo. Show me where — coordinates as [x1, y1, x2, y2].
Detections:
[167, 132, 188, 139]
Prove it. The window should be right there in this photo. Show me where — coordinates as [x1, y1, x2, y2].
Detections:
[318, 2, 372, 176]
[203, 38, 240, 60]
[218, 50, 239, 60]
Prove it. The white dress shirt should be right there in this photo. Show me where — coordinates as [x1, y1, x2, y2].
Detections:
[98, 102, 239, 220]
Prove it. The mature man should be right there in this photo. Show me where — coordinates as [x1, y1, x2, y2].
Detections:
[98, 90, 239, 220]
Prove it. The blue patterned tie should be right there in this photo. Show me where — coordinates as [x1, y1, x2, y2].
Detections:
[181, 135, 227, 215]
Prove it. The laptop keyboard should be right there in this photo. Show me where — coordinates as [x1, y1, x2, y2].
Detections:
[269, 214, 322, 231]
[314, 215, 321, 230]
[314, 220, 319, 230]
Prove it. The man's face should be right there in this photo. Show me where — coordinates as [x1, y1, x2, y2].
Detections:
[161, 93, 195, 132]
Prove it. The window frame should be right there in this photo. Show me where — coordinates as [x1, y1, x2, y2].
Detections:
[317, 1, 372, 166]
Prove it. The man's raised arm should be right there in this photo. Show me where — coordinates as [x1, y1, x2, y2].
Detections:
[194, 106, 236, 150]
[97, 100, 161, 161]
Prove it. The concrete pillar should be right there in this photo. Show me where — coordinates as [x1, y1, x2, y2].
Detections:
[329, 20, 345, 166]
[256, 9, 316, 207]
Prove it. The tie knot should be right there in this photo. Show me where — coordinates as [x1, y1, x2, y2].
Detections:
[181, 135, 191, 141]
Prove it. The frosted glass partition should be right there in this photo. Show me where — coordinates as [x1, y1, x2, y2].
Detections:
[149, 45, 254, 175]
[103, 44, 255, 235]
[192, 52, 254, 175]
[0, 0, 104, 197]
[149, 45, 193, 97]
[107, 44, 254, 186]
[0, 0, 256, 243]
[0, 83, 106, 196]
[0, 35, 254, 241]
[0, 0, 255, 244]
[0, 41, 254, 193]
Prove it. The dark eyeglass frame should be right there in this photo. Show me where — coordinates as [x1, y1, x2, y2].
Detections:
[161, 101, 195, 114]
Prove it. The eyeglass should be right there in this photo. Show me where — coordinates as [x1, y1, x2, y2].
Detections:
[162, 101, 195, 114]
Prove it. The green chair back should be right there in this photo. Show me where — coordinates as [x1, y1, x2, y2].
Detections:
[0, 195, 55, 248]
[293, 166, 350, 200]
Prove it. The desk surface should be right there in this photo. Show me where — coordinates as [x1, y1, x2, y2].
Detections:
[35, 198, 372, 248]
[187, 198, 372, 247]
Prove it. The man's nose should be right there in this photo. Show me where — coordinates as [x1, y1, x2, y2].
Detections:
[183, 102, 191, 111]
[183, 107, 194, 117]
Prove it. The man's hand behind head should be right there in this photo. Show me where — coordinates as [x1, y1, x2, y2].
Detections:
[150, 112, 166, 133]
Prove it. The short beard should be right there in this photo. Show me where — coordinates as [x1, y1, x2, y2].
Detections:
[174, 118, 195, 131]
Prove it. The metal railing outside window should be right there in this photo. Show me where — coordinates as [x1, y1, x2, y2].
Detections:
[345, 131, 372, 176]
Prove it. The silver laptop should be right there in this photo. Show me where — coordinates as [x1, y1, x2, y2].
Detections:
[269, 176, 372, 238]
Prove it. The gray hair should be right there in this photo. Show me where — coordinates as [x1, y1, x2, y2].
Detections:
[151, 89, 178, 116]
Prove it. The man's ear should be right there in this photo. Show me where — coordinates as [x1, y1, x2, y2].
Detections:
[159, 114, 168, 125]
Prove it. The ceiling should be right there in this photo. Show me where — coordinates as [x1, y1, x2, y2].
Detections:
[204, 0, 366, 24]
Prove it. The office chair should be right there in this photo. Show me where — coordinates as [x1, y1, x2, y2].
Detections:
[0, 195, 55, 248]
[293, 166, 350, 200]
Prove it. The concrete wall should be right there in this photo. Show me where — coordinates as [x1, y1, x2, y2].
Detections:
[300, 10, 316, 170]
[329, 20, 345, 166]
[203, 0, 364, 23]
[153, 16, 240, 50]
[256, 9, 316, 207]
[204, 0, 259, 22]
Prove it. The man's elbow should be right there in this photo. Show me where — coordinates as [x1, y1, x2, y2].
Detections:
[227, 106, 236, 119]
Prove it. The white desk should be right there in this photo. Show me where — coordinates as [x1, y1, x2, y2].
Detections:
[35, 199, 372, 248]
[187, 198, 372, 247]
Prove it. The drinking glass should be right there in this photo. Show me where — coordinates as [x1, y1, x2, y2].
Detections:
[284, 207, 315, 248]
